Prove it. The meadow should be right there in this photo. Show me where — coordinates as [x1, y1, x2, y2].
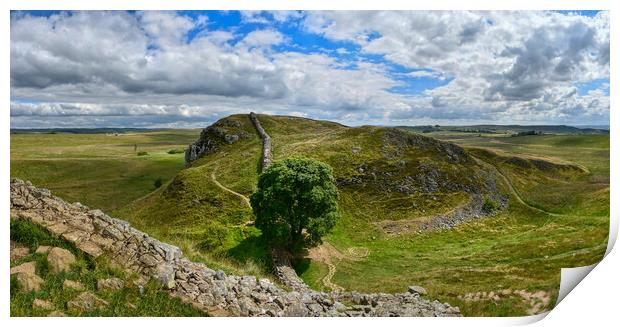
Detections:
[10, 120, 610, 317]
[10, 130, 199, 213]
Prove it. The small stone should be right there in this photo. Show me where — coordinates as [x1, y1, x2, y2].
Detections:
[47, 310, 66, 317]
[13, 197, 26, 206]
[63, 279, 85, 291]
[33, 298, 54, 310]
[36, 246, 51, 254]
[215, 270, 226, 280]
[175, 270, 188, 281]
[97, 277, 125, 292]
[274, 297, 287, 309]
[224, 134, 239, 144]
[47, 247, 76, 273]
[67, 292, 109, 312]
[284, 302, 309, 317]
[155, 263, 176, 289]
[10, 242, 30, 261]
[139, 254, 159, 267]
[10, 261, 36, 275]
[408, 285, 428, 295]
[251, 292, 269, 303]
[15, 272, 44, 292]
[78, 241, 103, 257]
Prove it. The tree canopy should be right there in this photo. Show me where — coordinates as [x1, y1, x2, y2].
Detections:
[250, 157, 340, 249]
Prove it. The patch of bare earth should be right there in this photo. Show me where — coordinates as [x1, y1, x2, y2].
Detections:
[305, 242, 369, 292]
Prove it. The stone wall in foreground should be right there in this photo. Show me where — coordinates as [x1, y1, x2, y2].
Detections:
[10, 179, 461, 317]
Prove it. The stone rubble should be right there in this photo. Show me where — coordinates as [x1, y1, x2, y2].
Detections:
[10, 178, 461, 317]
[33, 298, 55, 310]
[47, 247, 76, 273]
[98, 278, 125, 292]
[67, 291, 109, 312]
[10, 261, 44, 292]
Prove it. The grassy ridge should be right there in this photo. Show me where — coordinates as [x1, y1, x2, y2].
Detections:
[115, 115, 272, 278]
[432, 133, 610, 216]
[10, 116, 609, 317]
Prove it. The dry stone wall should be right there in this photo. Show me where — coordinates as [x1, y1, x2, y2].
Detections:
[249, 112, 272, 170]
[10, 179, 461, 317]
[249, 113, 314, 293]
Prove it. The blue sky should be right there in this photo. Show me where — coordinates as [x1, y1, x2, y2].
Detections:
[10, 10, 610, 128]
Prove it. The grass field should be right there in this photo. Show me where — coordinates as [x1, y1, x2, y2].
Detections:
[10, 117, 610, 317]
[10, 130, 199, 213]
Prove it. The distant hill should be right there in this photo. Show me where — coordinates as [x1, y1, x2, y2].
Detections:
[10, 128, 173, 134]
[399, 124, 609, 135]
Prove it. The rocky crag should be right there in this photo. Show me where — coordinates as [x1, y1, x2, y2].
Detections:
[184, 117, 251, 167]
[10, 179, 461, 317]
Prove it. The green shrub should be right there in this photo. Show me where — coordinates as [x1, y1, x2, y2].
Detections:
[153, 177, 163, 189]
[482, 197, 498, 213]
[167, 149, 185, 154]
[137, 151, 148, 156]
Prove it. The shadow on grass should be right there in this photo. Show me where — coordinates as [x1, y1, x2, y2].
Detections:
[227, 234, 273, 272]
[291, 256, 311, 276]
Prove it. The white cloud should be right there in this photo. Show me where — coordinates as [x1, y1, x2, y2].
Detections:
[10, 10, 609, 128]
[239, 29, 286, 47]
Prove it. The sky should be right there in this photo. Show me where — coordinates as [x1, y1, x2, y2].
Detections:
[10, 10, 610, 128]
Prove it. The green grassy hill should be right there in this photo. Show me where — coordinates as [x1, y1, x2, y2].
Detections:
[116, 115, 504, 273]
[11, 114, 609, 317]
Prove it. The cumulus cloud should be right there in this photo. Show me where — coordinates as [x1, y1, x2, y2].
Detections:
[239, 29, 286, 47]
[303, 11, 609, 121]
[10, 10, 609, 128]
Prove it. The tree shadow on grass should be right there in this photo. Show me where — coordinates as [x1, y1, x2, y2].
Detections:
[291, 256, 311, 276]
[227, 234, 272, 272]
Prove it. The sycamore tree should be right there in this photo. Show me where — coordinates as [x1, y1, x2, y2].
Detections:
[250, 157, 340, 249]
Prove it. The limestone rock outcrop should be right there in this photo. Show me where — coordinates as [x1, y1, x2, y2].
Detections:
[184, 117, 250, 167]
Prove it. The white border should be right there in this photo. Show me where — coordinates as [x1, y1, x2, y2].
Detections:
[2, 1, 617, 327]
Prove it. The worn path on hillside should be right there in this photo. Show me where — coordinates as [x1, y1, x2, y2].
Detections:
[306, 242, 371, 292]
[471, 155, 561, 217]
[210, 166, 251, 208]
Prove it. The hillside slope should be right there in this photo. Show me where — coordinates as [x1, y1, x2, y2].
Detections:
[117, 114, 506, 275]
[20, 115, 609, 315]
